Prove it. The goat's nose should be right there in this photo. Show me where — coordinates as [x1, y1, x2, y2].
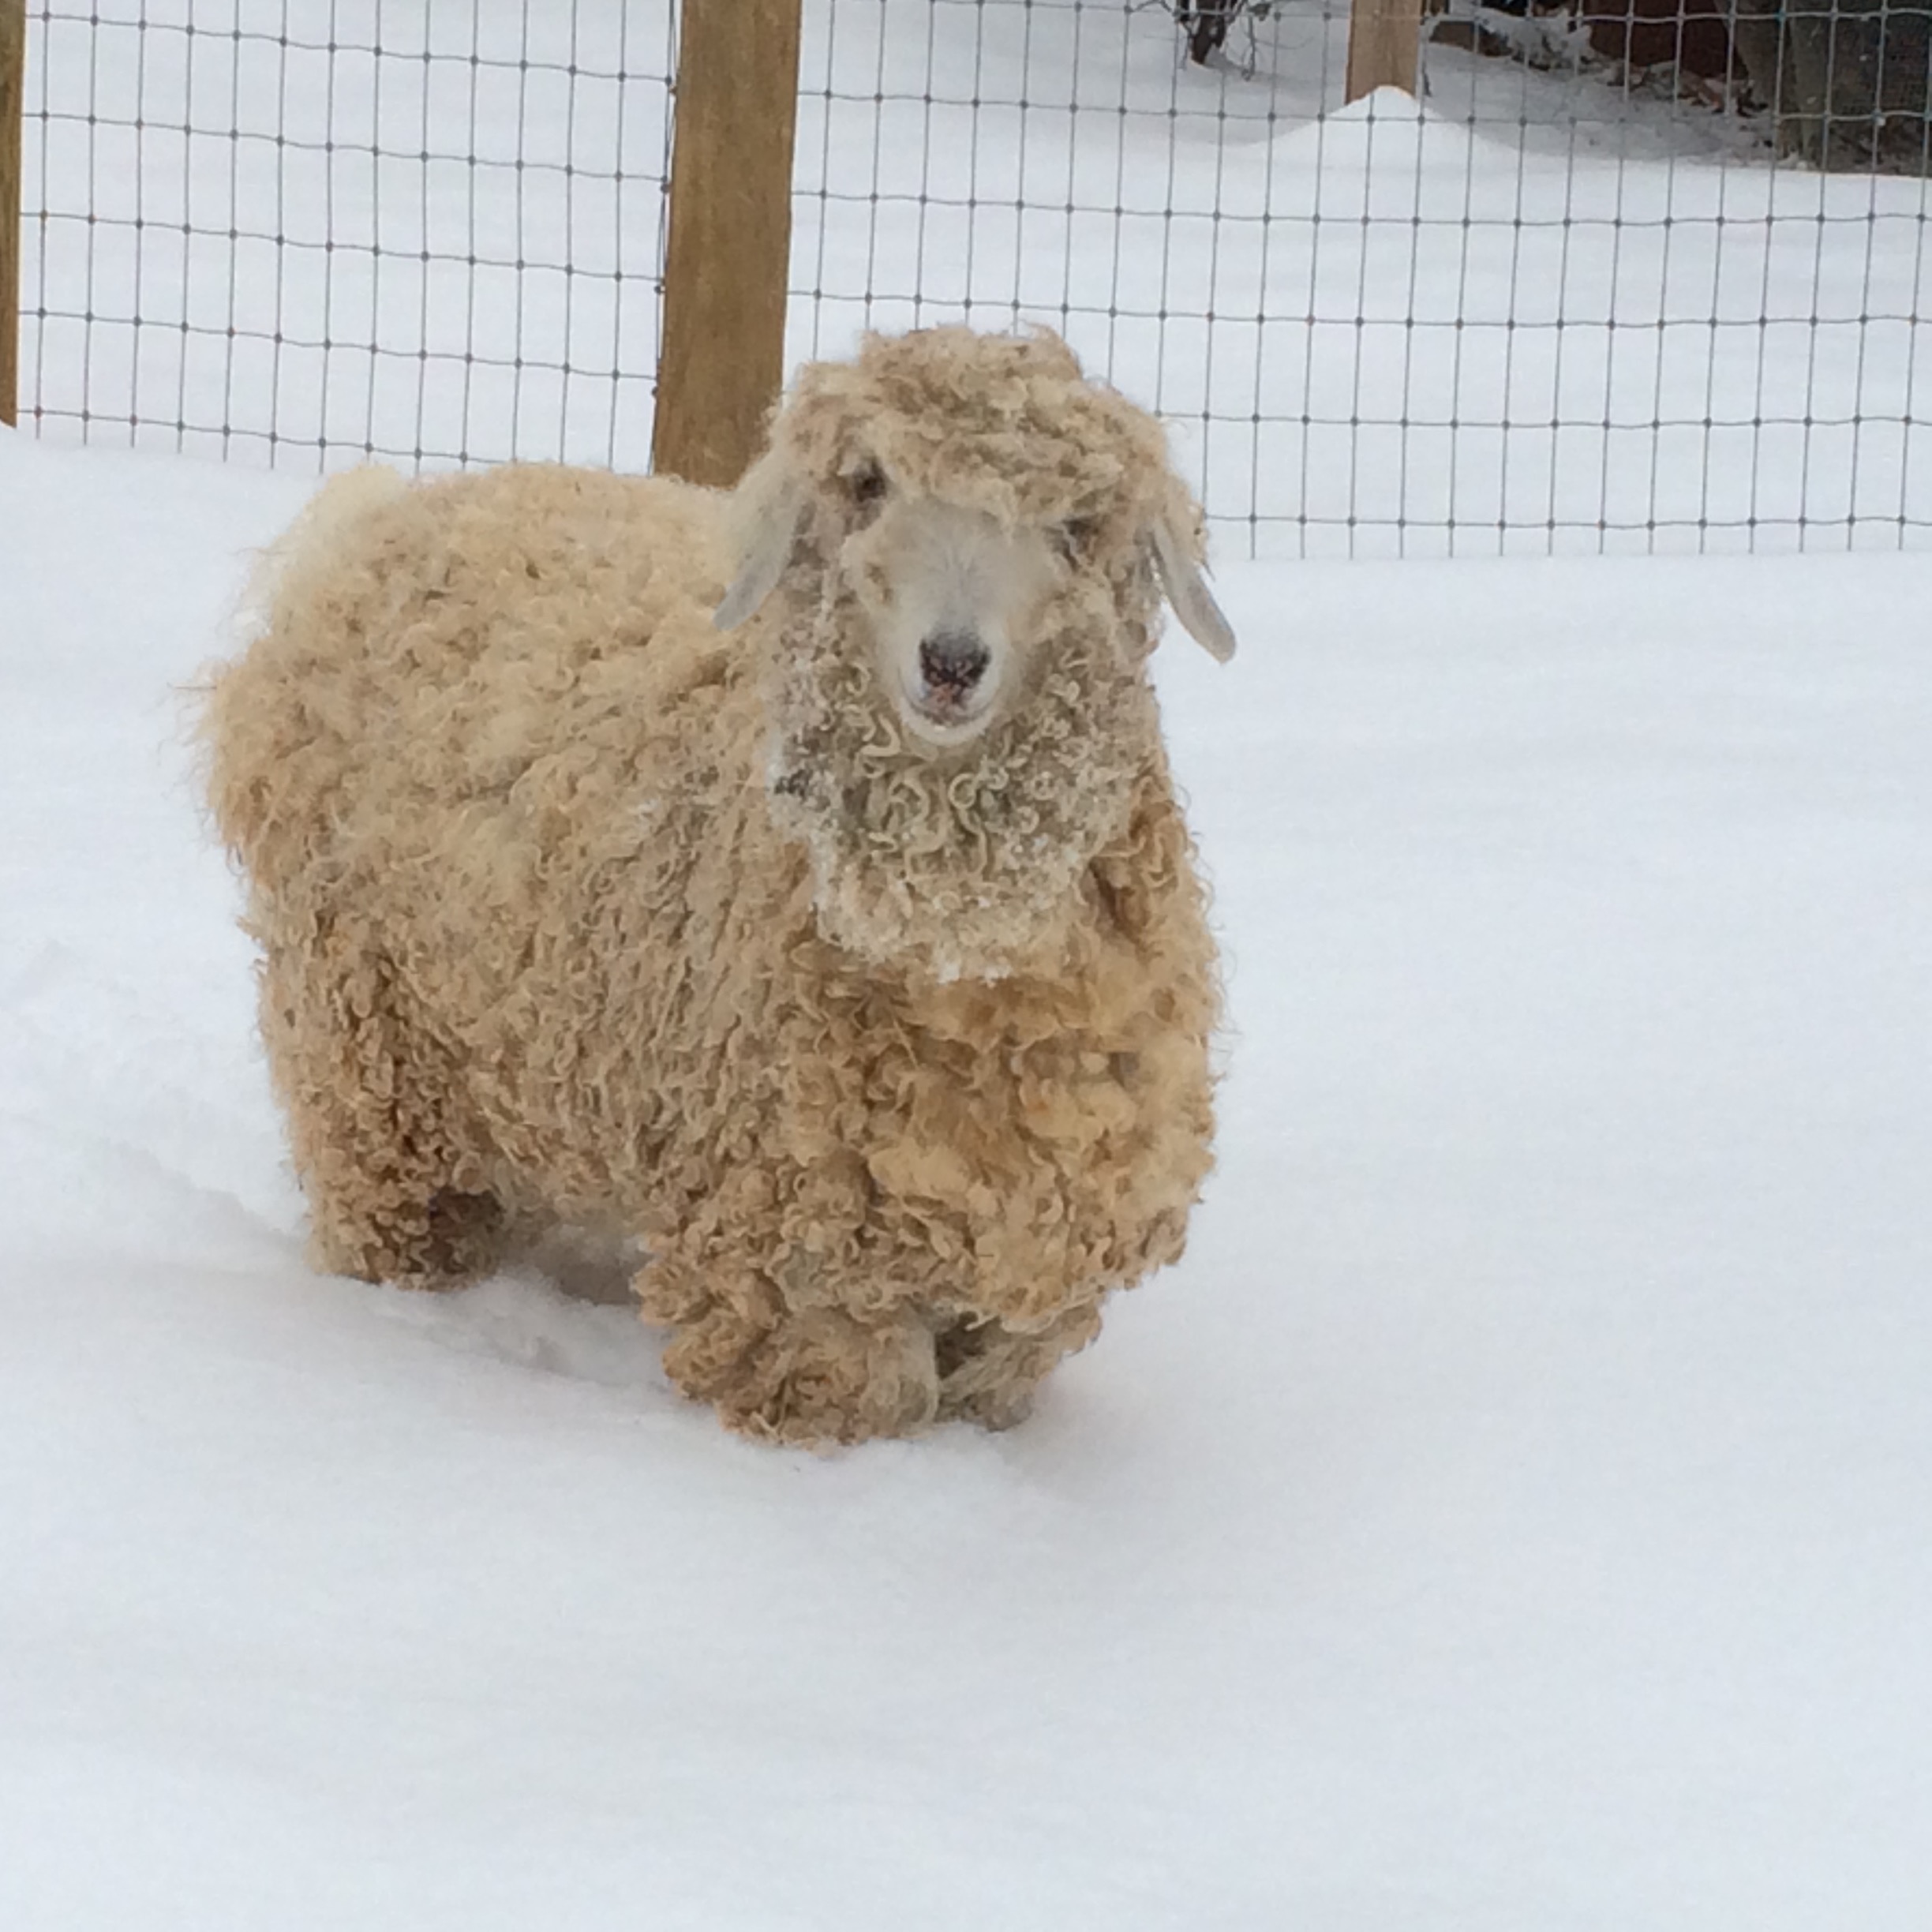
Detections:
[919, 628, 990, 694]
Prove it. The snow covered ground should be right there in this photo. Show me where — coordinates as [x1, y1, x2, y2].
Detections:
[6, 424, 1932, 1926]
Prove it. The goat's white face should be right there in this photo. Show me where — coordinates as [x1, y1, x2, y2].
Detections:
[844, 494, 1056, 751]
[711, 426, 1238, 734]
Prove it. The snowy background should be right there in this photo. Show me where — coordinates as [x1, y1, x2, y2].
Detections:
[19, 0, 1932, 553]
[7, 2, 1932, 1926]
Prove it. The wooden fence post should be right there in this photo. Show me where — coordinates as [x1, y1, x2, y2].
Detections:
[1, 0, 25, 429]
[651, 0, 803, 488]
[1345, 0, 1422, 102]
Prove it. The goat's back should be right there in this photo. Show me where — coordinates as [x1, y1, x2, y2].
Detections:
[204, 462, 732, 907]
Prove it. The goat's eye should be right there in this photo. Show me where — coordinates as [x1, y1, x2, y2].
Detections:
[1054, 517, 1099, 562]
[847, 460, 889, 510]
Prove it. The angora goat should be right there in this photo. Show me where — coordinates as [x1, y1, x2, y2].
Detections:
[204, 326, 1237, 1443]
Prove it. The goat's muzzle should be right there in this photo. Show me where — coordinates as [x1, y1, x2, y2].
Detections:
[914, 627, 993, 728]
[919, 628, 989, 695]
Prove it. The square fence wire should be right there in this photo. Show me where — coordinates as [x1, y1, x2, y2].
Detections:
[17, 0, 1932, 556]
[21, 1, 678, 471]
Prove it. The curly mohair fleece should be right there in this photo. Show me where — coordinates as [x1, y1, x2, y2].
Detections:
[204, 327, 1222, 1443]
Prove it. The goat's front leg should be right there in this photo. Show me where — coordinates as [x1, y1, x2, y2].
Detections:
[635, 1242, 940, 1444]
[663, 1298, 941, 1445]
[933, 1302, 1104, 1428]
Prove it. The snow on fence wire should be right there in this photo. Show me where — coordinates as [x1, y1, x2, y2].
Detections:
[12, 0, 1932, 556]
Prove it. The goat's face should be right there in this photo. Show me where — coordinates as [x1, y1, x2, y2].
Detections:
[705, 327, 1236, 975]
[710, 331, 1236, 706]
[839, 474, 1057, 751]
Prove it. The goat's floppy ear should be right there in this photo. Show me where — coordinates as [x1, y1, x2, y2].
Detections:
[1149, 510, 1237, 664]
[713, 454, 805, 632]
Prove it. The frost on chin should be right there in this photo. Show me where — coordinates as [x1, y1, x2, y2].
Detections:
[763, 585, 1155, 984]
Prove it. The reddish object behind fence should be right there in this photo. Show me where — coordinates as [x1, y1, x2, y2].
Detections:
[1581, 0, 1738, 79]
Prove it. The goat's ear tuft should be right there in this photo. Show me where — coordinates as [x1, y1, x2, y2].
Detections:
[714, 454, 805, 631]
[1148, 511, 1237, 664]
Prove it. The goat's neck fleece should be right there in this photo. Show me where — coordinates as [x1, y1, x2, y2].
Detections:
[755, 555, 1168, 983]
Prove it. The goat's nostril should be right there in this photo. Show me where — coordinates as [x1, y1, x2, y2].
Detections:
[919, 629, 990, 695]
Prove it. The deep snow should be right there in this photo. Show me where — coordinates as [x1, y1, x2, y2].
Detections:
[5, 425, 1932, 1927]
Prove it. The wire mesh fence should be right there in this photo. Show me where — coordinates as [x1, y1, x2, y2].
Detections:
[16, 0, 1932, 556]
[20, 2, 677, 470]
